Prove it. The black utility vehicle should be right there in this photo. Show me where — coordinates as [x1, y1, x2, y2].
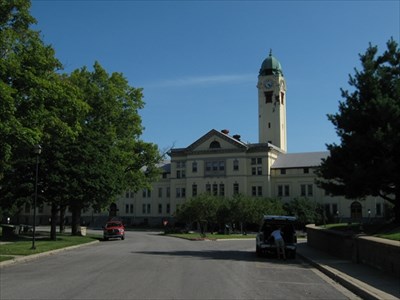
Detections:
[256, 215, 297, 258]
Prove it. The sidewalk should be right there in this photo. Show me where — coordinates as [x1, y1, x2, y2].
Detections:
[296, 240, 400, 300]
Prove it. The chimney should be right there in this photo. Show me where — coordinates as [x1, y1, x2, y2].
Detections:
[233, 134, 241, 141]
[221, 129, 229, 134]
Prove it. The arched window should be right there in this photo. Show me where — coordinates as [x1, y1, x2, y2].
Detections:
[351, 201, 362, 220]
[209, 141, 221, 149]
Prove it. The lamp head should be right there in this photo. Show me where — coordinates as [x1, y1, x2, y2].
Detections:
[34, 144, 42, 155]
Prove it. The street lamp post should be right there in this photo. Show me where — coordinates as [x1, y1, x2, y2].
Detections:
[31, 144, 42, 250]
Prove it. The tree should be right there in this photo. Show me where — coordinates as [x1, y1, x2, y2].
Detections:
[316, 38, 400, 223]
[283, 198, 319, 228]
[0, 0, 87, 224]
[175, 194, 212, 235]
[65, 62, 161, 235]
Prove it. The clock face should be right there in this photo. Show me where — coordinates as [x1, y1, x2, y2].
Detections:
[264, 80, 273, 89]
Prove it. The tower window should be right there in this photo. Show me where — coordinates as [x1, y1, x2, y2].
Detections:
[264, 91, 273, 103]
[281, 92, 285, 105]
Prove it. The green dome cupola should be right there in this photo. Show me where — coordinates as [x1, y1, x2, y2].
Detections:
[259, 50, 283, 76]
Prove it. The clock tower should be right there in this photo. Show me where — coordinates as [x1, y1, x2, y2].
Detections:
[257, 50, 287, 152]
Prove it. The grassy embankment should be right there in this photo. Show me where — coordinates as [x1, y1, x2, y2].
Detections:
[0, 229, 101, 263]
[321, 223, 400, 241]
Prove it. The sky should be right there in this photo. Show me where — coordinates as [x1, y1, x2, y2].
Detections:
[30, 0, 399, 154]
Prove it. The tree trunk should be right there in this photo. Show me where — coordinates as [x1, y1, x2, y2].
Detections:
[59, 205, 66, 233]
[71, 204, 82, 236]
[50, 204, 58, 240]
[394, 191, 400, 224]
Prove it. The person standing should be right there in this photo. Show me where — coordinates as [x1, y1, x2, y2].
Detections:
[270, 227, 286, 260]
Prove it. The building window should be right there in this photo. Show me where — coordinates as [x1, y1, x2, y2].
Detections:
[233, 183, 239, 195]
[176, 161, 186, 178]
[125, 191, 129, 198]
[233, 159, 239, 171]
[206, 183, 211, 194]
[301, 184, 306, 197]
[158, 204, 162, 214]
[307, 184, 313, 196]
[205, 160, 226, 177]
[257, 166, 262, 175]
[166, 187, 170, 198]
[209, 141, 221, 148]
[278, 185, 283, 197]
[147, 204, 151, 214]
[166, 204, 170, 214]
[130, 204, 134, 214]
[278, 185, 290, 197]
[125, 204, 129, 213]
[251, 158, 262, 165]
[192, 184, 197, 197]
[213, 183, 218, 196]
[158, 187, 162, 198]
[142, 204, 146, 214]
[142, 189, 146, 198]
[264, 91, 273, 103]
[192, 161, 197, 173]
[176, 188, 185, 198]
[300, 184, 313, 196]
[219, 183, 225, 196]
[252, 186, 262, 196]
[303, 168, 309, 174]
[280, 169, 286, 175]
[284, 185, 290, 196]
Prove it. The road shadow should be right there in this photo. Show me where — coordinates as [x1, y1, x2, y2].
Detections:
[132, 249, 310, 267]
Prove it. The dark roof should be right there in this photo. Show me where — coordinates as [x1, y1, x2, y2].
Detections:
[271, 151, 329, 169]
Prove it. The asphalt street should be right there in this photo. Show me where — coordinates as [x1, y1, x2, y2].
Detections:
[0, 230, 359, 300]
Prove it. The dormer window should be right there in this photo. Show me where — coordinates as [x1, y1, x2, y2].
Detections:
[209, 141, 221, 148]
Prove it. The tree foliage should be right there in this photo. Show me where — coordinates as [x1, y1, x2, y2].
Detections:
[316, 38, 400, 223]
[175, 194, 285, 234]
[283, 198, 319, 227]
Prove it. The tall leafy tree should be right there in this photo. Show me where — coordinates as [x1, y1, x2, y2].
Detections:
[316, 38, 400, 223]
[0, 0, 87, 222]
[65, 62, 161, 234]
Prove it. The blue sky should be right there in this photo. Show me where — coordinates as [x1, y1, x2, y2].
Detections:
[30, 0, 399, 154]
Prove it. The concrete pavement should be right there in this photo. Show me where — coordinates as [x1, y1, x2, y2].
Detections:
[296, 240, 400, 300]
[1, 231, 399, 299]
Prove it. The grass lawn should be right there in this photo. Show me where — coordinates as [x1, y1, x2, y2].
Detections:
[319, 222, 400, 241]
[0, 232, 101, 262]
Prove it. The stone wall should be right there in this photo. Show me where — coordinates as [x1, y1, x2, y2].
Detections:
[306, 224, 400, 278]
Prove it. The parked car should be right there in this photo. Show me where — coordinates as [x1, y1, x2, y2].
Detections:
[256, 215, 297, 258]
[103, 221, 125, 241]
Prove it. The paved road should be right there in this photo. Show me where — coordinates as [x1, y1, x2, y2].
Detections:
[1, 230, 359, 299]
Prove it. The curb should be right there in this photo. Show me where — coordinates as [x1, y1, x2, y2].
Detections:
[297, 252, 397, 300]
[0, 240, 99, 268]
